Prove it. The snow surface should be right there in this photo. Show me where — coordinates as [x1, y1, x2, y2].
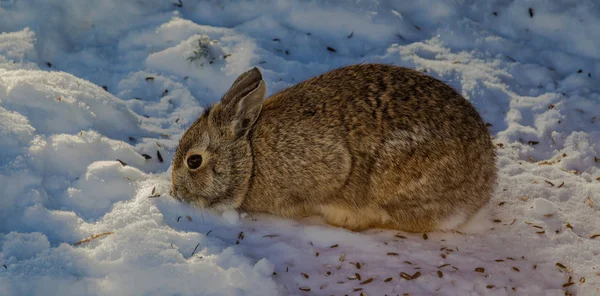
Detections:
[1, 0, 600, 295]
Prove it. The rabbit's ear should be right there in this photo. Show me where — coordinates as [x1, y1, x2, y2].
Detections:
[222, 67, 263, 106]
[221, 77, 266, 137]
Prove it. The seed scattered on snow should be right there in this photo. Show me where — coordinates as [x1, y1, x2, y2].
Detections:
[495, 259, 504, 262]
[301, 272, 309, 279]
[186, 216, 192, 221]
[355, 262, 362, 269]
[326, 47, 336, 52]
[475, 267, 485, 273]
[437, 270, 443, 278]
[556, 262, 567, 270]
[298, 287, 310, 292]
[580, 277, 585, 283]
[545, 180, 555, 187]
[339, 253, 345, 262]
[157, 150, 164, 162]
[395, 234, 407, 239]
[73, 232, 114, 246]
[562, 282, 574, 287]
[387, 252, 399, 256]
[360, 278, 374, 285]
[486, 285, 495, 289]
[423, 233, 428, 240]
[190, 243, 200, 257]
[404, 261, 412, 265]
[355, 273, 362, 281]
[329, 244, 339, 248]
[141, 154, 152, 160]
[353, 288, 363, 292]
[411, 272, 421, 279]
[400, 272, 412, 280]
[589, 234, 600, 239]
[536, 230, 545, 234]
[262, 234, 279, 238]
[512, 267, 520, 272]
[237, 232, 244, 240]
[493, 219, 502, 223]
[145, 77, 154, 81]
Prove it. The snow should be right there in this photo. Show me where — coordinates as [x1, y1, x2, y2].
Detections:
[1, 0, 599, 295]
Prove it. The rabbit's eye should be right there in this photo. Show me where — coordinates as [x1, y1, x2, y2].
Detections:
[186, 155, 203, 170]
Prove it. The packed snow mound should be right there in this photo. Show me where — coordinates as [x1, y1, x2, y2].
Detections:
[1, 0, 600, 295]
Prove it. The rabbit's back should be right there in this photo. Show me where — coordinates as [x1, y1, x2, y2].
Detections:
[243, 64, 496, 232]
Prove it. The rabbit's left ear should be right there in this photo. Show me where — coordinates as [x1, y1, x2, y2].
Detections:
[220, 69, 266, 137]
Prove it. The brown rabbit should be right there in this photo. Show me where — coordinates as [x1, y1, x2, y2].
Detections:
[170, 64, 497, 232]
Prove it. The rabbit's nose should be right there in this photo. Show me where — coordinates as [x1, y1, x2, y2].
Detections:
[170, 186, 183, 202]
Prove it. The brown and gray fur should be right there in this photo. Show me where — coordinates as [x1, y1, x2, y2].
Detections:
[171, 63, 497, 232]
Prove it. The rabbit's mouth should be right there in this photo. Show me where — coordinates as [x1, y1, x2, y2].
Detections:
[171, 185, 236, 210]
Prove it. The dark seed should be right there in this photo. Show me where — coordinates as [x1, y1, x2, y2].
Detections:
[102, 86, 108, 91]
[437, 270, 443, 278]
[384, 277, 393, 282]
[145, 77, 154, 81]
[475, 267, 485, 273]
[157, 150, 164, 162]
[190, 243, 200, 257]
[528, 8, 534, 18]
[46, 62, 52, 67]
[347, 31, 354, 38]
[326, 47, 337, 52]
[141, 154, 152, 160]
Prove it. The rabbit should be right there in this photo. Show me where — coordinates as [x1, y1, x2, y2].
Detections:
[170, 63, 497, 233]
